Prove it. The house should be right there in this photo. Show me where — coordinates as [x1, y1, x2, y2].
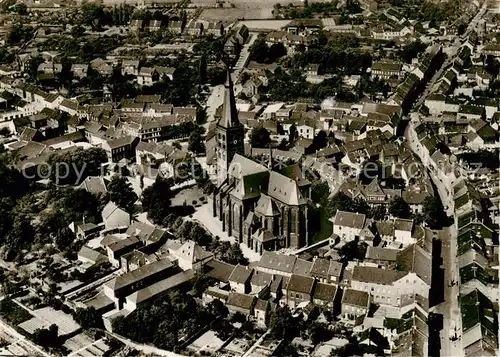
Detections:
[460, 289, 498, 356]
[126, 222, 166, 252]
[255, 251, 297, 277]
[341, 289, 370, 322]
[171, 240, 214, 271]
[202, 286, 230, 306]
[101, 136, 139, 162]
[371, 61, 402, 79]
[305, 64, 319, 76]
[364, 246, 398, 268]
[253, 299, 270, 328]
[105, 236, 141, 267]
[309, 258, 342, 283]
[124, 270, 195, 312]
[331, 211, 366, 241]
[351, 243, 432, 307]
[312, 283, 337, 310]
[104, 259, 175, 309]
[284, 19, 322, 36]
[101, 201, 131, 230]
[228, 265, 252, 294]
[286, 274, 315, 308]
[38, 62, 62, 74]
[394, 218, 414, 246]
[74, 223, 101, 239]
[78, 246, 107, 266]
[226, 292, 255, 316]
[250, 270, 273, 295]
[121, 60, 140, 76]
[155, 66, 176, 81]
[120, 250, 156, 273]
[71, 64, 88, 78]
[137, 67, 159, 86]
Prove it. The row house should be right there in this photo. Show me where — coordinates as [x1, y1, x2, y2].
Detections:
[350, 244, 431, 308]
[265, 31, 315, 53]
[371, 61, 403, 79]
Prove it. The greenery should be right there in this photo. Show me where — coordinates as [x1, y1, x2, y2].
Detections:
[422, 196, 449, 229]
[187, 125, 206, 154]
[107, 175, 137, 212]
[5, 24, 34, 46]
[310, 181, 330, 205]
[33, 324, 59, 348]
[457, 149, 499, 170]
[389, 196, 411, 219]
[142, 177, 174, 225]
[113, 291, 219, 351]
[0, 299, 32, 325]
[46, 147, 107, 185]
[249, 38, 287, 64]
[398, 40, 427, 63]
[339, 240, 367, 262]
[73, 307, 103, 329]
[250, 126, 271, 148]
[269, 306, 299, 340]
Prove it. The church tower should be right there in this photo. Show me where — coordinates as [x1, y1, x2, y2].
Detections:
[216, 70, 244, 186]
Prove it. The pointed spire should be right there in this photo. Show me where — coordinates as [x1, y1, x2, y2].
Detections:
[218, 68, 240, 128]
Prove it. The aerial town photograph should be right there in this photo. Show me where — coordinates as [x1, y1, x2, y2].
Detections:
[0, 0, 497, 355]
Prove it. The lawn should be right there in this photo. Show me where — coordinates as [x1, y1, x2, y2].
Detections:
[0, 299, 32, 325]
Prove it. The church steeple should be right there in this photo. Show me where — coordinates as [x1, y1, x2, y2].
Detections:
[218, 70, 240, 128]
[215, 68, 244, 186]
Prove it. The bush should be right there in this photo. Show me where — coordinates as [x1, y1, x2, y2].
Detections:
[0, 299, 32, 325]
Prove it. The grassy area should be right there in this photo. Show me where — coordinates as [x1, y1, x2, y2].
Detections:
[0, 299, 32, 325]
[310, 206, 333, 244]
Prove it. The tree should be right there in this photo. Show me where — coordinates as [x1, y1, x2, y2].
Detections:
[311, 181, 330, 204]
[47, 147, 107, 185]
[188, 126, 206, 154]
[249, 37, 270, 63]
[207, 299, 229, 319]
[388, 196, 411, 219]
[308, 322, 333, 345]
[220, 242, 247, 265]
[422, 196, 448, 229]
[325, 192, 368, 216]
[370, 205, 386, 220]
[73, 307, 103, 329]
[0, 0, 15, 12]
[33, 324, 59, 348]
[82, 3, 105, 29]
[199, 54, 207, 83]
[289, 124, 297, 144]
[269, 306, 297, 340]
[107, 175, 137, 212]
[268, 43, 287, 61]
[250, 126, 271, 148]
[11, 3, 27, 15]
[339, 240, 367, 262]
[142, 177, 173, 224]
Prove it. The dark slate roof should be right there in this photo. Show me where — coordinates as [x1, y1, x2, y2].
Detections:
[342, 289, 369, 308]
[286, 274, 315, 294]
[313, 283, 337, 302]
[229, 265, 253, 284]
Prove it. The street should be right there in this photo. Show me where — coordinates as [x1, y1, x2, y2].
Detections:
[415, 1, 489, 108]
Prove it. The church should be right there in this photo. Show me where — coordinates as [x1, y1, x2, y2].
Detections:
[212, 71, 311, 253]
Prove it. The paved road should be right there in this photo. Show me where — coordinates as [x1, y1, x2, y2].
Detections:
[404, 123, 460, 357]
[434, 226, 462, 357]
